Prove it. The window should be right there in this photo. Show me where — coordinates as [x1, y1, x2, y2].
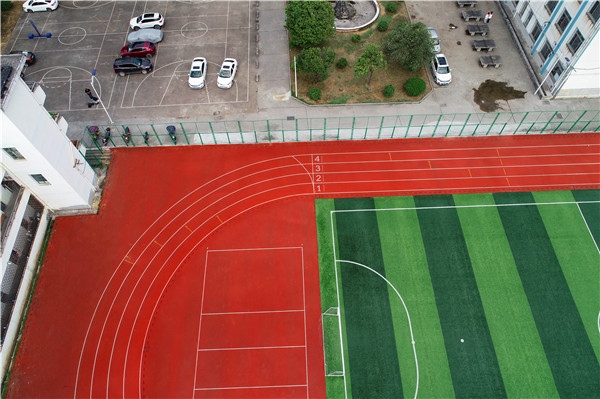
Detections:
[540, 41, 553, 61]
[524, 10, 534, 27]
[556, 10, 571, 33]
[567, 30, 584, 53]
[30, 174, 50, 185]
[3, 147, 25, 160]
[519, 3, 528, 17]
[546, 1, 559, 14]
[551, 61, 564, 82]
[588, 1, 600, 24]
[531, 21, 543, 41]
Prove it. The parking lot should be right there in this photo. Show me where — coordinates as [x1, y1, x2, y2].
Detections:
[9, 0, 256, 123]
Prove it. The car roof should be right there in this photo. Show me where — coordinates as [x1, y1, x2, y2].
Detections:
[143, 13, 160, 18]
[436, 54, 449, 65]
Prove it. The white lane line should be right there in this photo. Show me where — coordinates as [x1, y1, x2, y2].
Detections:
[202, 309, 304, 316]
[194, 384, 307, 391]
[198, 345, 306, 352]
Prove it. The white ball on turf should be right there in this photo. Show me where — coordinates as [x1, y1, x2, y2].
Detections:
[460, 339, 464, 343]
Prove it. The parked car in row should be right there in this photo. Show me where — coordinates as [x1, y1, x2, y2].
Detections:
[130, 13, 164, 30]
[121, 42, 156, 58]
[217, 58, 238, 89]
[127, 28, 163, 44]
[22, 0, 58, 12]
[188, 57, 207, 89]
[431, 53, 452, 85]
[113, 57, 153, 76]
[427, 27, 441, 53]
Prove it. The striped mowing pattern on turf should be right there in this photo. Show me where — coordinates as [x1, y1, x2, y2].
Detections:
[317, 190, 600, 399]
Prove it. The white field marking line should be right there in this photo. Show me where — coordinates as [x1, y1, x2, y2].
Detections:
[198, 345, 306, 352]
[192, 250, 209, 399]
[74, 155, 306, 397]
[329, 211, 348, 399]
[331, 200, 600, 214]
[597, 311, 600, 334]
[131, 60, 195, 107]
[292, 155, 315, 191]
[158, 64, 183, 106]
[93, 1, 117, 69]
[319, 161, 599, 175]
[306, 142, 600, 158]
[301, 246, 309, 399]
[314, 172, 599, 185]
[576, 202, 600, 255]
[134, 191, 320, 397]
[202, 310, 304, 316]
[319, 153, 600, 168]
[194, 384, 307, 391]
[114, 180, 312, 394]
[206, 246, 303, 253]
[336, 259, 420, 399]
[121, 181, 314, 392]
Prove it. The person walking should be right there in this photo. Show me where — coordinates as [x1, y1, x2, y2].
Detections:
[484, 11, 493, 23]
[85, 88, 100, 108]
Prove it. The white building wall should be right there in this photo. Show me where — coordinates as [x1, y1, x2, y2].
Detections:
[1, 79, 96, 210]
[509, 0, 600, 98]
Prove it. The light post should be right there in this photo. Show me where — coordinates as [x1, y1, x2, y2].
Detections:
[91, 69, 114, 124]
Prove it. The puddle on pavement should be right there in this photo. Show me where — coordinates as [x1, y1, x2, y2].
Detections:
[473, 80, 526, 112]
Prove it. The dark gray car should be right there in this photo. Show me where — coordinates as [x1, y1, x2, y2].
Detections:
[113, 57, 153, 76]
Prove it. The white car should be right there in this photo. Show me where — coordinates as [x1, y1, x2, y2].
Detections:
[427, 27, 441, 53]
[23, 0, 58, 12]
[217, 58, 238, 89]
[130, 13, 164, 31]
[188, 57, 207, 89]
[431, 53, 451, 85]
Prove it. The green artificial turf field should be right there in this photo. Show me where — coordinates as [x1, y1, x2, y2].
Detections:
[315, 190, 600, 399]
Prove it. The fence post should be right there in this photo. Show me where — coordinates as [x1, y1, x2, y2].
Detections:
[350, 117, 355, 139]
[238, 121, 244, 144]
[150, 125, 162, 146]
[541, 111, 557, 134]
[209, 121, 216, 144]
[377, 116, 384, 139]
[486, 113, 500, 135]
[459, 114, 471, 136]
[407, 115, 413, 138]
[570, 110, 586, 133]
[295, 118, 299, 142]
[267, 119, 271, 142]
[324, 118, 327, 141]
[515, 112, 529, 135]
[180, 123, 190, 144]
[391, 115, 398, 138]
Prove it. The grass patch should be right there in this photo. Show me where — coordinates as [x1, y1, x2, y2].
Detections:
[290, 2, 430, 104]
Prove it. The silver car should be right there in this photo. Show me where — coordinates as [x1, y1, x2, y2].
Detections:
[127, 29, 164, 44]
[427, 27, 441, 53]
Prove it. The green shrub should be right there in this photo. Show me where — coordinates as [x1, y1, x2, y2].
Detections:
[383, 84, 395, 98]
[385, 2, 397, 13]
[404, 77, 426, 96]
[336, 58, 348, 69]
[377, 19, 390, 32]
[351, 34, 361, 43]
[1, 1, 13, 11]
[308, 87, 322, 100]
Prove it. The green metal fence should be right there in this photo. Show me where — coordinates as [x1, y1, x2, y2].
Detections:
[83, 110, 599, 166]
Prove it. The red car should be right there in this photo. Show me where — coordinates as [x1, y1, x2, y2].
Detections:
[120, 42, 156, 58]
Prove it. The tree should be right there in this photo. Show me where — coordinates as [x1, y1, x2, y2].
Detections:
[354, 44, 387, 86]
[297, 47, 335, 83]
[382, 22, 434, 72]
[285, 1, 336, 48]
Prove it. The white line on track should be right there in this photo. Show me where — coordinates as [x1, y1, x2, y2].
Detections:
[202, 309, 304, 316]
[207, 246, 303, 252]
[198, 345, 306, 352]
[194, 384, 307, 391]
[192, 250, 210, 399]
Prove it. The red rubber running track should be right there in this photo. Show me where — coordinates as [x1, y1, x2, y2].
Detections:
[5, 133, 599, 399]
